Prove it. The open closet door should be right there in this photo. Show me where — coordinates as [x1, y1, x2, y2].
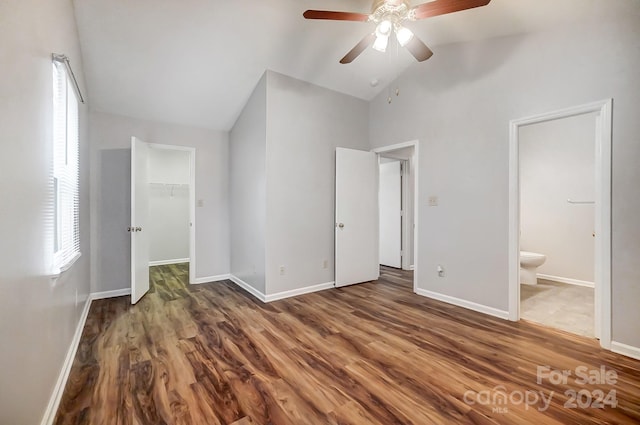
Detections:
[131, 136, 150, 304]
[335, 147, 379, 287]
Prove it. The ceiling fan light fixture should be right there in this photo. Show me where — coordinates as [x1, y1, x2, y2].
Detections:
[376, 20, 393, 37]
[372, 34, 389, 52]
[395, 25, 414, 47]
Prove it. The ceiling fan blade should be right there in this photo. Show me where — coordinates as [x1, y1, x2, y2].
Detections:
[303, 10, 370, 22]
[411, 0, 490, 20]
[405, 36, 434, 62]
[340, 33, 376, 64]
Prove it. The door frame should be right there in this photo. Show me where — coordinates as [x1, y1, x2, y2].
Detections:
[372, 140, 419, 294]
[508, 99, 612, 349]
[148, 143, 197, 284]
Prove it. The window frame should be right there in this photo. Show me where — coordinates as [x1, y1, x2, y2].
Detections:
[52, 60, 81, 274]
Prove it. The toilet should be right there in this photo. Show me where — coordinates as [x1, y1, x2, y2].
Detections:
[520, 251, 546, 285]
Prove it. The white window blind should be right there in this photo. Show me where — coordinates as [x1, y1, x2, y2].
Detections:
[52, 61, 80, 271]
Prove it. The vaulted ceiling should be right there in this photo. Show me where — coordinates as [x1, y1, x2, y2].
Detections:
[73, 0, 621, 131]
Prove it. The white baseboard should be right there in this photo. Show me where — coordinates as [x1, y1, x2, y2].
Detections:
[228, 276, 335, 303]
[91, 288, 131, 300]
[191, 274, 231, 284]
[611, 341, 640, 361]
[416, 288, 509, 320]
[265, 281, 335, 302]
[409, 265, 415, 271]
[40, 296, 92, 425]
[229, 275, 267, 302]
[537, 273, 594, 288]
[149, 258, 189, 267]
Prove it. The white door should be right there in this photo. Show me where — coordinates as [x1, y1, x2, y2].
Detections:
[131, 136, 150, 304]
[335, 148, 379, 287]
[379, 160, 402, 268]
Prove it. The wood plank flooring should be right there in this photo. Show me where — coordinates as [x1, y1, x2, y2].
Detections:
[54, 264, 640, 424]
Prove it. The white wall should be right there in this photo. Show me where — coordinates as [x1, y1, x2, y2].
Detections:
[90, 111, 229, 291]
[379, 160, 402, 268]
[148, 148, 191, 263]
[0, 0, 91, 423]
[265, 71, 370, 294]
[148, 147, 190, 184]
[229, 74, 267, 293]
[369, 12, 640, 347]
[520, 113, 596, 283]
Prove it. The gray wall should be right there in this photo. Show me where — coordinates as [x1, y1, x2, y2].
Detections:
[0, 0, 91, 423]
[520, 113, 596, 283]
[90, 111, 230, 291]
[99, 150, 131, 292]
[265, 71, 370, 294]
[369, 15, 640, 347]
[229, 74, 267, 293]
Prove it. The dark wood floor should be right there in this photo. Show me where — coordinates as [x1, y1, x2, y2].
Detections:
[55, 264, 640, 425]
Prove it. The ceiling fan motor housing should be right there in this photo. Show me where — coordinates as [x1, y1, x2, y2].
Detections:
[371, 0, 412, 24]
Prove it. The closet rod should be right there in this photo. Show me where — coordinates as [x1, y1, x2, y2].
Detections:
[567, 199, 595, 204]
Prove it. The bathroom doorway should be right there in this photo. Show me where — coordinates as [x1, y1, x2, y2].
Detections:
[508, 100, 612, 347]
[519, 112, 596, 337]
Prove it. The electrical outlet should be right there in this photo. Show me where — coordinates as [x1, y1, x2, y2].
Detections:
[428, 196, 439, 207]
[322, 259, 329, 269]
[279, 265, 285, 276]
[437, 265, 445, 277]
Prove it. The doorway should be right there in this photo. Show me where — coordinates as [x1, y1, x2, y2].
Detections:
[130, 137, 196, 303]
[333, 141, 419, 291]
[508, 100, 612, 348]
[373, 141, 419, 293]
[518, 112, 597, 337]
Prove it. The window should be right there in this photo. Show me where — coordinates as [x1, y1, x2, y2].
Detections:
[52, 60, 80, 271]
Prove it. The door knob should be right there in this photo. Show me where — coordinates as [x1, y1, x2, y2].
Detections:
[135, 227, 142, 232]
[338, 223, 345, 229]
[127, 226, 133, 232]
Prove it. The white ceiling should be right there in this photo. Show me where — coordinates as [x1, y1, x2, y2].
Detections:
[73, 0, 629, 131]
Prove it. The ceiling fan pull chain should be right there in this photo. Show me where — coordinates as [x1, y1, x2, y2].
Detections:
[395, 37, 400, 97]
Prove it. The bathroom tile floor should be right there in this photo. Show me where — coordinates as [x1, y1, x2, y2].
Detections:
[521, 279, 594, 337]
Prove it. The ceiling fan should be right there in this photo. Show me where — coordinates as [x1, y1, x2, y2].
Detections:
[303, 0, 491, 64]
